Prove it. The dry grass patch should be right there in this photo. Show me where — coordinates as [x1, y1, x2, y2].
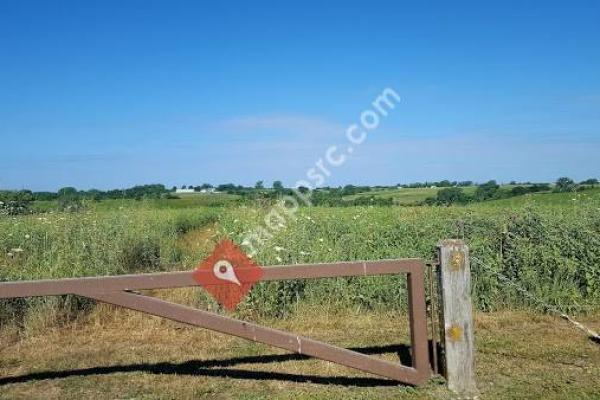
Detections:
[1, 307, 599, 399]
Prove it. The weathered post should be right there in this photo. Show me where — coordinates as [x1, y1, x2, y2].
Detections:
[437, 239, 478, 398]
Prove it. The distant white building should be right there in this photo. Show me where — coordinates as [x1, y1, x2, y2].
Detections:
[199, 188, 217, 194]
[175, 188, 195, 194]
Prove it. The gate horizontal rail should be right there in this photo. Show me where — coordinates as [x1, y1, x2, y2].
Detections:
[0, 259, 430, 385]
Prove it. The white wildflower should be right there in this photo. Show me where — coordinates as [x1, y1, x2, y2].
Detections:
[276, 256, 283, 263]
[24, 234, 31, 239]
[274, 246, 284, 252]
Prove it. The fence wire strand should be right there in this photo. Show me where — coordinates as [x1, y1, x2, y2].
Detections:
[471, 256, 600, 344]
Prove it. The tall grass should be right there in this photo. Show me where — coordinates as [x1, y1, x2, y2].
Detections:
[1, 197, 599, 333]
[0, 208, 219, 331]
[220, 201, 600, 315]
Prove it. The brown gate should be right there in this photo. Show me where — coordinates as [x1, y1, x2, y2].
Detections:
[0, 259, 430, 386]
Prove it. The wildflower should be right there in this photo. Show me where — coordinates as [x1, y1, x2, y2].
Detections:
[276, 256, 283, 263]
[25, 234, 31, 239]
[274, 246, 284, 252]
[318, 238, 324, 242]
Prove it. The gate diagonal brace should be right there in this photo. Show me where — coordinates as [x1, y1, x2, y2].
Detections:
[0, 259, 430, 386]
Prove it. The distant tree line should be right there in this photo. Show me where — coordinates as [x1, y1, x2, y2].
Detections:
[1, 177, 597, 214]
[0, 184, 172, 214]
[399, 180, 474, 188]
[424, 177, 598, 206]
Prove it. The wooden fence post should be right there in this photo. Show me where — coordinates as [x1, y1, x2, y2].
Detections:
[437, 239, 478, 398]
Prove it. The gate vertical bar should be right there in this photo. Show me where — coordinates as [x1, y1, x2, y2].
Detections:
[406, 263, 429, 380]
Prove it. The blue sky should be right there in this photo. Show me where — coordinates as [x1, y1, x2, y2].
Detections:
[1, 0, 599, 191]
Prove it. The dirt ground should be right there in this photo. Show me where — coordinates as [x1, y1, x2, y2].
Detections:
[1, 304, 599, 400]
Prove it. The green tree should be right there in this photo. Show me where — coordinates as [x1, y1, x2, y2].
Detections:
[58, 187, 78, 197]
[555, 177, 576, 192]
[0, 190, 33, 215]
[581, 178, 598, 187]
[57, 187, 83, 212]
[255, 181, 265, 190]
[272, 181, 284, 192]
[511, 186, 528, 196]
[435, 187, 469, 205]
[474, 180, 500, 201]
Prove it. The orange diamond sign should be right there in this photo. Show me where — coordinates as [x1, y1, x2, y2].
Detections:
[192, 239, 264, 310]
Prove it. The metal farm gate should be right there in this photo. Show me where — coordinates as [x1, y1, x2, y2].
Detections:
[0, 240, 476, 395]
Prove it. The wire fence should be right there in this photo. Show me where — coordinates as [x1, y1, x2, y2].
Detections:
[471, 256, 600, 343]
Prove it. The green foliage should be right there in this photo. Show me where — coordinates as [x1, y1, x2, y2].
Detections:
[555, 177, 577, 192]
[474, 180, 500, 200]
[221, 201, 600, 315]
[0, 207, 220, 328]
[118, 237, 161, 273]
[423, 182, 553, 206]
[426, 187, 470, 205]
[57, 191, 85, 212]
[308, 188, 393, 207]
[272, 181, 284, 192]
[0, 191, 34, 215]
[2, 188, 599, 330]
[581, 178, 599, 187]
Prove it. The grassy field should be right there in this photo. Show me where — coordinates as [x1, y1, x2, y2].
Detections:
[343, 185, 600, 207]
[343, 187, 445, 204]
[1, 191, 599, 398]
[484, 187, 600, 207]
[340, 185, 535, 205]
[1, 306, 598, 399]
[32, 193, 241, 213]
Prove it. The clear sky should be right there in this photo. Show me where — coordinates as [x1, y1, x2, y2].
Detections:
[1, 0, 599, 191]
